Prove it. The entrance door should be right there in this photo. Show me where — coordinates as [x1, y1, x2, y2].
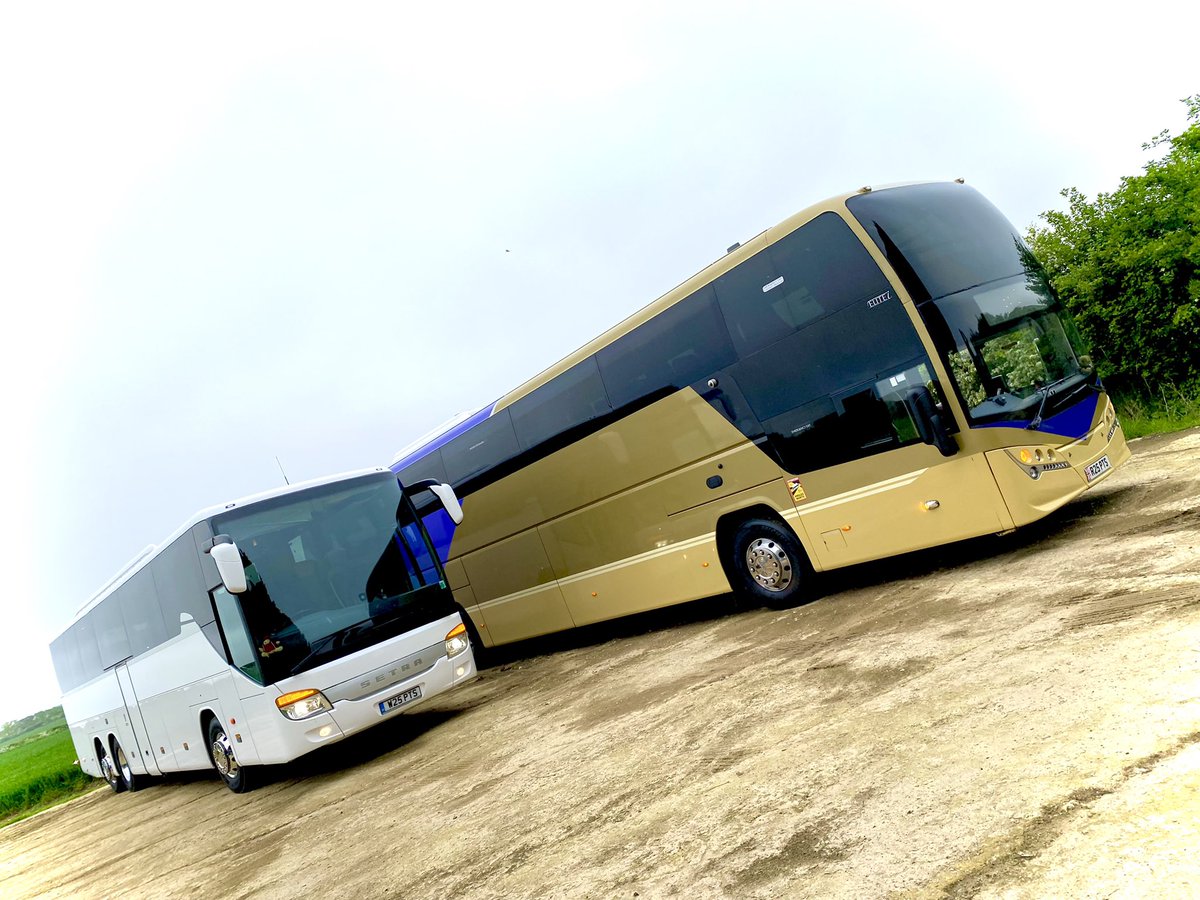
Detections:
[114, 662, 161, 777]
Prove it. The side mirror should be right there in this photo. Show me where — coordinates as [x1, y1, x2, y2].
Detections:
[208, 536, 248, 594]
[403, 479, 464, 525]
[906, 386, 958, 458]
[428, 482, 464, 525]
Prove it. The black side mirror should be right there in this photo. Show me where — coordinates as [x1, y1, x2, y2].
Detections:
[906, 386, 958, 458]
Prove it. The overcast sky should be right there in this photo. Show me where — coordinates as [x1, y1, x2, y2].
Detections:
[1, 1, 1195, 724]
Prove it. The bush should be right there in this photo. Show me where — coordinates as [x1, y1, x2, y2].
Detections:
[1027, 96, 1200, 392]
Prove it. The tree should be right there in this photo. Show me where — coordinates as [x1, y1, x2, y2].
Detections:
[1026, 96, 1200, 392]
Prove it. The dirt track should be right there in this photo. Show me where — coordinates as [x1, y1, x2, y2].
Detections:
[3, 429, 1199, 899]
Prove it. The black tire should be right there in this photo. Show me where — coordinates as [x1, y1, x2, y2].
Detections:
[98, 741, 125, 794]
[457, 607, 490, 669]
[110, 736, 143, 793]
[726, 518, 811, 609]
[207, 717, 253, 793]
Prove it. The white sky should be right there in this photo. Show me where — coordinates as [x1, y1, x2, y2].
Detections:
[1, 1, 1195, 724]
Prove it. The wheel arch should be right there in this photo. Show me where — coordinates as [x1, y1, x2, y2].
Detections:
[715, 504, 811, 577]
[198, 708, 219, 762]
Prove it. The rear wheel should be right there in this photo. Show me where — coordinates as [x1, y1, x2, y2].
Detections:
[727, 518, 811, 609]
[98, 741, 125, 794]
[207, 717, 253, 793]
[110, 737, 142, 793]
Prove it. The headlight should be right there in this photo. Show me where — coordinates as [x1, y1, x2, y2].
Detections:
[275, 688, 332, 720]
[1006, 446, 1070, 480]
[444, 623, 470, 658]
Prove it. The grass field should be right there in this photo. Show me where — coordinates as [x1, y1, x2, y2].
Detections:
[0, 726, 98, 826]
[1115, 385, 1200, 440]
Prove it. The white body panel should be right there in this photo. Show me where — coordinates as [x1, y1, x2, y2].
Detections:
[53, 468, 476, 787]
[64, 613, 475, 777]
[241, 612, 475, 765]
[127, 621, 230, 771]
[63, 673, 129, 779]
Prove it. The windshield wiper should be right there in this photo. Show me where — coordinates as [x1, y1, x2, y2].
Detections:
[290, 619, 375, 675]
[1026, 374, 1080, 430]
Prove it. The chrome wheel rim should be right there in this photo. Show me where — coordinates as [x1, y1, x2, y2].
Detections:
[745, 537, 793, 592]
[211, 730, 239, 779]
[115, 743, 133, 784]
[100, 751, 118, 786]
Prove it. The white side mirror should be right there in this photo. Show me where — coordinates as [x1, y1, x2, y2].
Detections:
[209, 538, 248, 594]
[428, 482, 464, 525]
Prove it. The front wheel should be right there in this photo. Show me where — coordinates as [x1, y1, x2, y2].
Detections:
[727, 518, 811, 609]
[207, 718, 253, 793]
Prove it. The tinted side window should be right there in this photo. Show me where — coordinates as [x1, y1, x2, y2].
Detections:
[733, 295, 919, 421]
[713, 243, 780, 358]
[152, 533, 213, 636]
[441, 409, 520, 485]
[120, 567, 167, 655]
[49, 631, 80, 692]
[396, 449, 449, 488]
[509, 357, 611, 452]
[731, 290, 932, 471]
[75, 615, 102, 683]
[598, 286, 738, 410]
[397, 451, 451, 515]
[94, 593, 132, 668]
[213, 587, 264, 684]
[715, 213, 891, 358]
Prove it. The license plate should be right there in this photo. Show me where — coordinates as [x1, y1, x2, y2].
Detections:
[1084, 455, 1111, 482]
[378, 685, 422, 715]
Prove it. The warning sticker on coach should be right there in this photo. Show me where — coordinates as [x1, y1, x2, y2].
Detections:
[787, 478, 807, 502]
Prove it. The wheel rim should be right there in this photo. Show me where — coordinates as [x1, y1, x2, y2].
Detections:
[100, 751, 119, 786]
[745, 537, 793, 592]
[115, 743, 133, 784]
[211, 729, 239, 779]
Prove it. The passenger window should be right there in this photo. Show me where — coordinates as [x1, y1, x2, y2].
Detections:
[153, 532, 214, 636]
[715, 213, 892, 358]
[74, 616, 102, 682]
[441, 409, 520, 485]
[509, 357, 612, 452]
[49, 631, 82, 692]
[713, 247, 782, 358]
[731, 279, 937, 472]
[119, 567, 167, 655]
[597, 286, 737, 410]
[94, 593, 132, 668]
[396, 450, 449, 489]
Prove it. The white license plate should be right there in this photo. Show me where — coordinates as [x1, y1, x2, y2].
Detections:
[1084, 455, 1111, 482]
[378, 685, 422, 715]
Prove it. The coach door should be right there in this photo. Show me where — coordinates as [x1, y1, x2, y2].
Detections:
[115, 662, 162, 777]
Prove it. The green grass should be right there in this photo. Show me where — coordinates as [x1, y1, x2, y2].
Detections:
[0, 726, 99, 826]
[1114, 384, 1200, 439]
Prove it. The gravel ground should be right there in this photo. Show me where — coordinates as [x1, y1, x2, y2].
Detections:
[3, 428, 1198, 899]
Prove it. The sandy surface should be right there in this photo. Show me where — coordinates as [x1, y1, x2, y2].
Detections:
[2, 429, 1198, 899]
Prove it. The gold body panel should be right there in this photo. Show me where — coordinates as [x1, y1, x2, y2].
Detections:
[789, 449, 1011, 568]
[984, 398, 1131, 528]
[433, 192, 1130, 647]
[449, 391, 1129, 648]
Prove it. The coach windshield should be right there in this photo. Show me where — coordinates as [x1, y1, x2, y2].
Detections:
[848, 182, 1095, 426]
[211, 472, 455, 684]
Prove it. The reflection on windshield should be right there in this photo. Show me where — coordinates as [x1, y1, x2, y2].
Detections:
[926, 272, 1092, 424]
[846, 183, 1097, 427]
[212, 474, 452, 683]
